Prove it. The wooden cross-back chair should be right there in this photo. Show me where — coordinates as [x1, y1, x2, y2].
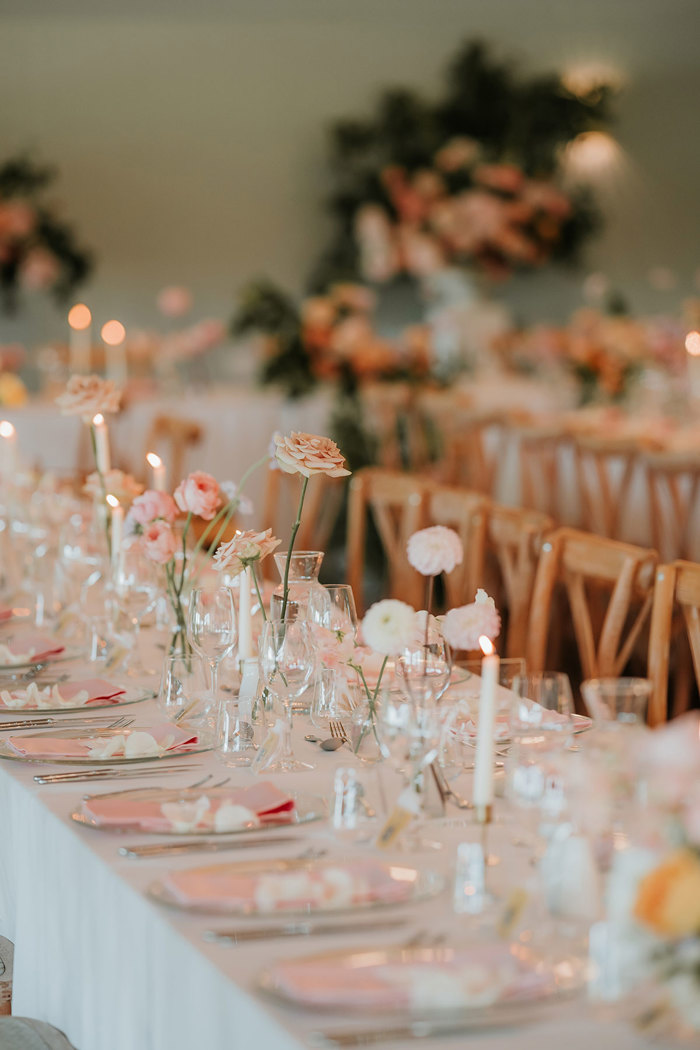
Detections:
[346, 468, 429, 613]
[648, 559, 700, 725]
[438, 411, 512, 496]
[261, 470, 347, 579]
[574, 435, 642, 540]
[425, 485, 489, 608]
[484, 503, 554, 659]
[526, 527, 658, 680]
[143, 414, 203, 489]
[644, 450, 700, 562]
[517, 425, 573, 521]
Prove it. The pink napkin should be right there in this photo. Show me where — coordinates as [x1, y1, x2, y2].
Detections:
[269, 943, 550, 1010]
[5, 634, 65, 662]
[8, 723, 197, 759]
[163, 859, 414, 911]
[0, 607, 14, 622]
[0, 678, 126, 710]
[83, 781, 295, 831]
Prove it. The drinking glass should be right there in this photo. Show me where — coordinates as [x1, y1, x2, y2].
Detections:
[187, 587, 237, 710]
[581, 678, 651, 727]
[457, 656, 527, 690]
[308, 584, 358, 639]
[112, 546, 159, 676]
[158, 652, 217, 745]
[217, 699, 258, 768]
[311, 667, 348, 731]
[258, 619, 315, 772]
[509, 672, 574, 742]
[396, 627, 452, 708]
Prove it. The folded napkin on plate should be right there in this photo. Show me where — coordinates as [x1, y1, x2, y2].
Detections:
[83, 781, 295, 832]
[163, 859, 414, 911]
[0, 678, 126, 710]
[0, 634, 65, 665]
[269, 943, 550, 1011]
[7, 723, 197, 760]
[0, 607, 14, 622]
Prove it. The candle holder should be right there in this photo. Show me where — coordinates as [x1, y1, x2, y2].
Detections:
[475, 803, 500, 868]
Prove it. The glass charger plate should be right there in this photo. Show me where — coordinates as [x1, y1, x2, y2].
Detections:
[0, 684, 155, 716]
[0, 726, 212, 765]
[257, 941, 584, 1018]
[149, 863, 445, 918]
[0, 646, 85, 672]
[70, 790, 327, 835]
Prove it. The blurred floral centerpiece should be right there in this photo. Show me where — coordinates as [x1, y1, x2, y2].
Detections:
[0, 156, 92, 312]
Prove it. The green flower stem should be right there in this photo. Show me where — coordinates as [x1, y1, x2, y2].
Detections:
[248, 562, 268, 622]
[350, 655, 388, 754]
[280, 474, 309, 620]
[177, 512, 192, 596]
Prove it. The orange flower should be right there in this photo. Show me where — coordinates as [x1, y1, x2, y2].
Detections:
[634, 849, 700, 937]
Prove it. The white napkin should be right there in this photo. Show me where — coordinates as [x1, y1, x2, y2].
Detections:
[161, 796, 211, 833]
[213, 804, 259, 832]
[254, 867, 361, 912]
[124, 732, 163, 758]
[86, 731, 163, 760]
[87, 735, 126, 759]
[0, 683, 89, 710]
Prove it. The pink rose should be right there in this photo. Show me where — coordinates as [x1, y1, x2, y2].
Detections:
[442, 590, 501, 651]
[213, 528, 281, 576]
[141, 520, 177, 564]
[174, 471, 222, 520]
[407, 526, 463, 576]
[129, 489, 178, 527]
[157, 286, 193, 318]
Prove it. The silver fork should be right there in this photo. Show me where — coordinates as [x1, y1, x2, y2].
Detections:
[431, 762, 472, 810]
[81, 772, 226, 801]
[329, 719, 349, 745]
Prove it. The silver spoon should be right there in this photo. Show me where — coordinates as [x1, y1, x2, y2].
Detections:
[305, 734, 344, 752]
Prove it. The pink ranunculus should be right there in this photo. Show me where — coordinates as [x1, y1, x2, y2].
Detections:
[129, 489, 178, 527]
[174, 471, 222, 520]
[407, 526, 463, 577]
[157, 286, 193, 318]
[141, 520, 177, 565]
[442, 590, 501, 651]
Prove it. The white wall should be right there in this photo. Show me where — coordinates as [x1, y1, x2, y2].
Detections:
[1, 0, 699, 345]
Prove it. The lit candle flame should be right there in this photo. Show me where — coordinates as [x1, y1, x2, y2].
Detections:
[101, 320, 126, 346]
[0, 421, 16, 439]
[105, 494, 120, 510]
[68, 303, 92, 330]
[479, 636, 495, 656]
[685, 331, 700, 357]
[146, 451, 162, 469]
[92, 413, 105, 427]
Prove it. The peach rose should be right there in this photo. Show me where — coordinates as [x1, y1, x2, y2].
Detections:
[141, 520, 177, 565]
[634, 849, 700, 938]
[213, 528, 281, 576]
[407, 526, 463, 576]
[56, 374, 122, 421]
[129, 489, 178, 527]
[174, 471, 222, 520]
[274, 432, 350, 479]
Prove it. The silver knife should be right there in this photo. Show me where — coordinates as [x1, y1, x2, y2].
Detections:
[205, 917, 405, 944]
[119, 834, 302, 858]
[34, 765, 194, 784]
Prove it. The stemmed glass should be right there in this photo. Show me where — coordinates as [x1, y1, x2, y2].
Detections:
[396, 625, 452, 708]
[258, 619, 315, 772]
[187, 587, 237, 710]
[112, 545, 159, 676]
[308, 584, 358, 639]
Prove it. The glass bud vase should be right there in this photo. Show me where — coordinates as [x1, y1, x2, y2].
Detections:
[270, 551, 325, 622]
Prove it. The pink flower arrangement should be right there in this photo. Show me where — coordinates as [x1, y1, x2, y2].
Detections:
[407, 525, 463, 576]
[141, 520, 178, 565]
[442, 590, 501, 651]
[174, 471, 222, 520]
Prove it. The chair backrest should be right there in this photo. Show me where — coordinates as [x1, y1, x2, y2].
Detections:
[425, 485, 489, 608]
[526, 526, 657, 679]
[574, 435, 641, 539]
[648, 559, 700, 725]
[518, 425, 572, 521]
[439, 410, 511, 495]
[346, 468, 428, 613]
[261, 470, 347, 578]
[484, 503, 554, 658]
[644, 450, 700, 562]
[143, 414, 203, 488]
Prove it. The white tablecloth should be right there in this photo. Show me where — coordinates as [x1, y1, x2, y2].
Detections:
[0, 639, 667, 1050]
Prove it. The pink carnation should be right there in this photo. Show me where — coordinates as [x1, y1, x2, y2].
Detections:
[407, 526, 463, 576]
[174, 471, 222, 520]
[141, 520, 177, 564]
[129, 489, 178, 527]
[442, 590, 501, 651]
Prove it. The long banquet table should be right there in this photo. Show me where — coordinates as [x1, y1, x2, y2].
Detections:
[0, 636, 665, 1050]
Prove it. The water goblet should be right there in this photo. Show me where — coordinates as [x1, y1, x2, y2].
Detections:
[187, 587, 237, 711]
[308, 584, 358, 639]
[258, 618, 315, 772]
[112, 545, 159, 676]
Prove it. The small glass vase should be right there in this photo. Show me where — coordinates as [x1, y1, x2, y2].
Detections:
[349, 702, 385, 764]
[270, 551, 325, 622]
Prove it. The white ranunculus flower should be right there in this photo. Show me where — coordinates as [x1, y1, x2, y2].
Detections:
[361, 599, 417, 656]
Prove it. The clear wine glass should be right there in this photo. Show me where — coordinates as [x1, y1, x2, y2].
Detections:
[258, 619, 315, 772]
[308, 584, 358, 640]
[396, 629, 452, 708]
[112, 545, 159, 676]
[187, 587, 237, 710]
